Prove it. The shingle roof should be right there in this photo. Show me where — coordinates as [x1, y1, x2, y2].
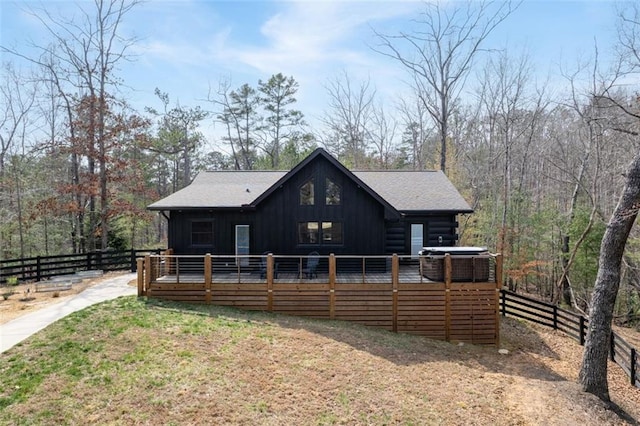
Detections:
[148, 168, 472, 213]
[147, 171, 287, 209]
[353, 170, 472, 212]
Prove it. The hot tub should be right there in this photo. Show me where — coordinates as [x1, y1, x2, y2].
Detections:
[419, 247, 491, 282]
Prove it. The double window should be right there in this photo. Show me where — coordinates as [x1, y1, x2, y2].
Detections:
[298, 221, 343, 245]
[299, 178, 341, 206]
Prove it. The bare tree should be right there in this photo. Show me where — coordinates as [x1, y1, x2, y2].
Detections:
[551, 55, 612, 308]
[367, 102, 398, 169]
[397, 94, 435, 170]
[477, 50, 530, 257]
[374, 0, 519, 175]
[0, 64, 36, 179]
[0, 63, 38, 259]
[321, 71, 375, 168]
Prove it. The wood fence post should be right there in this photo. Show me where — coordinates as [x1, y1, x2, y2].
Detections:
[166, 248, 173, 274]
[176, 257, 180, 284]
[205, 254, 212, 304]
[36, 256, 42, 282]
[579, 316, 586, 346]
[392, 254, 399, 333]
[444, 254, 452, 342]
[495, 253, 503, 288]
[495, 254, 503, 347]
[329, 254, 336, 320]
[96, 251, 102, 271]
[130, 249, 136, 272]
[137, 258, 144, 296]
[267, 253, 274, 312]
[144, 255, 151, 297]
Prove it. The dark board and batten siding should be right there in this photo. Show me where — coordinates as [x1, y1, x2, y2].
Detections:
[256, 155, 387, 256]
[168, 210, 255, 255]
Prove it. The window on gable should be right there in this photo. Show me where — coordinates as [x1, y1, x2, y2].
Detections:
[191, 220, 213, 246]
[325, 178, 341, 205]
[300, 179, 314, 205]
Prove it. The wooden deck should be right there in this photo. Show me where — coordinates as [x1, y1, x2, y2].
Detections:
[137, 253, 503, 345]
[153, 265, 427, 284]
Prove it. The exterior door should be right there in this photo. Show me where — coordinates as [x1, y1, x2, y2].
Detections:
[235, 225, 250, 266]
[410, 223, 423, 258]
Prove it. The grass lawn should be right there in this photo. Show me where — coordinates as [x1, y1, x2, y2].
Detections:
[1, 296, 638, 425]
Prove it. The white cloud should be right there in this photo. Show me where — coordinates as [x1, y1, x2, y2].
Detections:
[202, 1, 421, 126]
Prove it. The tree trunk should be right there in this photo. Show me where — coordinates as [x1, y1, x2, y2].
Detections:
[579, 151, 640, 401]
[560, 235, 572, 305]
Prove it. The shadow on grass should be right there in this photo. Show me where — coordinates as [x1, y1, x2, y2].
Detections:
[142, 297, 567, 382]
[142, 297, 639, 423]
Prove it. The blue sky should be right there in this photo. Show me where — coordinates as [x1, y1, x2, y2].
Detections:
[0, 0, 625, 149]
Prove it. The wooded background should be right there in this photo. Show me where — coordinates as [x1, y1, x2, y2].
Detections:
[1, 1, 639, 325]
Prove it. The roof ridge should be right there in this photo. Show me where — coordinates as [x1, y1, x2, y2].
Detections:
[353, 170, 440, 173]
[203, 170, 288, 173]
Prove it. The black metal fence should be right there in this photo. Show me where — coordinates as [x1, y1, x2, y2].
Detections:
[0, 249, 163, 285]
[501, 289, 639, 389]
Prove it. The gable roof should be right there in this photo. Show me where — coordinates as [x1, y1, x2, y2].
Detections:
[147, 171, 287, 209]
[147, 148, 472, 213]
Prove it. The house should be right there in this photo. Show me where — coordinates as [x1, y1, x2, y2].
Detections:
[147, 148, 472, 258]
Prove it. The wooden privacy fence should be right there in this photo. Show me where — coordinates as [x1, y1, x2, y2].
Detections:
[501, 290, 639, 389]
[137, 252, 503, 345]
[0, 249, 163, 284]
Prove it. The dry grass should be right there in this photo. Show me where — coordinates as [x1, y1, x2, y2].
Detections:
[1, 296, 639, 425]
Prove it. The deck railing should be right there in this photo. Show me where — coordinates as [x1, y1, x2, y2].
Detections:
[138, 251, 499, 285]
[137, 252, 503, 345]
